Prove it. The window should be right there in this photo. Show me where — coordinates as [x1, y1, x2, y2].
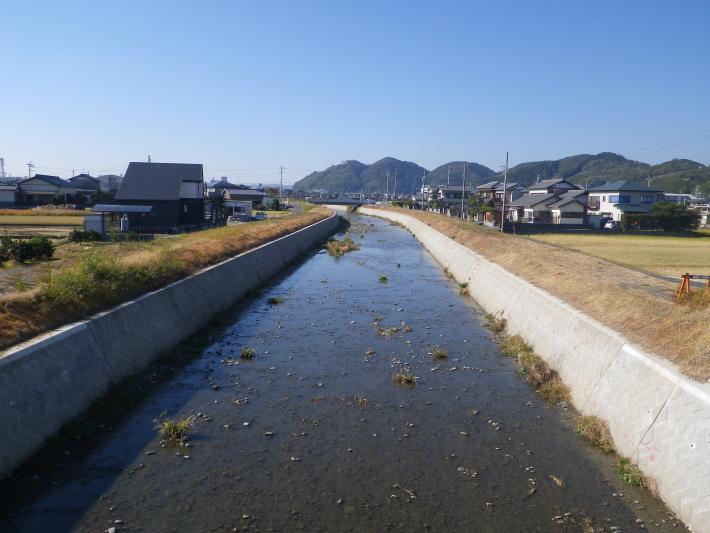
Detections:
[609, 194, 630, 204]
[641, 195, 653, 204]
[588, 196, 600, 210]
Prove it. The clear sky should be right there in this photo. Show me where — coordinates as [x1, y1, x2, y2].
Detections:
[2, 0, 709, 184]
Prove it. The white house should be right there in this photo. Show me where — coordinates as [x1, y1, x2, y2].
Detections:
[586, 181, 664, 226]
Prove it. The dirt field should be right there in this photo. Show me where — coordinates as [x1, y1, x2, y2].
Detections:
[528, 233, 710, 277]
[374, 208, 710, 381]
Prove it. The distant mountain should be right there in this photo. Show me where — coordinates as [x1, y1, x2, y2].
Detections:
[292, 157, 495, 194]
[294, 153, 710, 196]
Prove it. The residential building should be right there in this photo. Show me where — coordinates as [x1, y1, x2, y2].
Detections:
[68, 173, 101, 201]
[526, 178, 583, 195]
[15, 174, 79, 205]
[116, 162, 204, 232]
[0, 184, 17, 205]
[586, 181, 663, 226]
[509, 189, 588, 225]
[97, 174, 124, 197]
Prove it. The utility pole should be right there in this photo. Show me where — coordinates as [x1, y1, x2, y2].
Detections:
[393, 168, 397, 200]
[386, 171, 390, 203]
[421, 171, 426, 210]
[500, 152, 509, 234]
[0, 158, 5, 179]
[447, 164, 450, 186]
[461, 163, 466, 219]
[280, 165, 284, 199]
[148, 155, 151, 163]
[27, 161, 35, 179]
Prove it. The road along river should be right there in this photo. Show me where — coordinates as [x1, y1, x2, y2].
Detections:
[0, 214, 681, 532]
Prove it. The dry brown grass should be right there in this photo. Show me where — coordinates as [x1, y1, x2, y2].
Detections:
[376, 208, 710, 381]
[0, 208, 86, 217]
[0, 208, 330, 350]
[575, 415, 615, 453]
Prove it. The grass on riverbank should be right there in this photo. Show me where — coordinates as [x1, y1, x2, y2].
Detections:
[528, 232, 710, 277]
[375, 207, 710, 381]
[0, 208, 330, 350]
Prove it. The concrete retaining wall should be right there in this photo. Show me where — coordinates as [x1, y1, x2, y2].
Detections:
[0, 214, 340, 477]
[360, 207, 710, 532]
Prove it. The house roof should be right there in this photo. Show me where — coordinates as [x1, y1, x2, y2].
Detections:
[526, 178, 581, 191]
[206, 179, 240, 189]
[548, 196, 587, 209]
[493, 182, 521, 191]
[20, 174, 75, 188]
[509, 193, 557, 208]
[225, 189, 266, 198]
[116, 162, 203, 201]
[70, 173, 99, 183]
[475, 181, 501, 191]
[588, 180, 662, 193]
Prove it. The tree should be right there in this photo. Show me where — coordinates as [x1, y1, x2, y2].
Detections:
[270, 197, 280, 211]
[650, 202, 700, 231]
[468, 195, 494, 217]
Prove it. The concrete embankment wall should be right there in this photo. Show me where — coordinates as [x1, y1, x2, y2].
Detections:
[360, 207, 710, 532]
[0, 214, 340, 478]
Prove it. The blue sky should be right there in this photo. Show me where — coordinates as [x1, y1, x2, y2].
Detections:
[2, 0, 709, 183]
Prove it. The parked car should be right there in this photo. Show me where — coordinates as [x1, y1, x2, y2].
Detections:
[603, 220, 620, 230]
[254, 212, 267, 221]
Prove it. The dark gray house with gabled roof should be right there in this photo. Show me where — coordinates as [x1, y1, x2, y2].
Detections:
[116, 162, 204, 232]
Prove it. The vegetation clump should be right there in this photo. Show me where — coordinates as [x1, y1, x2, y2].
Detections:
[459, 282, 469, 295]
[267, 296, 284, 305]
[499, 334, 570, 403]
[575, 415, 615, 453]
[378, 275, 388, 283]
[240, 347, 256, 360]
[68, 229, 102, 243]
[392, 373, 416, 387]
[616, 458, 644, 486]
[431, 347, 448, 360]
[0, 236, 54, 263]
[376, 325, 401, 337]
[484, 313, 507, 334]
[677, 286, 710, 309]
[155, 415, 196, 442]
[326, 236, 360, 256]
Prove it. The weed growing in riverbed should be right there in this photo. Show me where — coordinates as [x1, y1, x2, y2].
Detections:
[155, 415, 196, 442]
[459, 282, 469, 295]
[484, 313, 507, 334]
[365, 346, 376, 358]
[240, 347, 256, 359]
[376, 325, 401, 337]
[443, 267, 453, 279]
[431, 347, 448, 360]
[498, 334, 570, 403]
[326, 236, 360, 256]
[392, 373, 416, 387]
[379, 275, 389, 283]
[575, 416, 615, 453]
[616, 458, 644, 486]
[267, 296, 284, 305]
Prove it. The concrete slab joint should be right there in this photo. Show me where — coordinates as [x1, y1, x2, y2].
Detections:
[359, 207, 710, 533]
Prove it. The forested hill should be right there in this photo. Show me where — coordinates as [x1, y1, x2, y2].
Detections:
[293, 153, 710, 196]
[292, 157, 494, 194]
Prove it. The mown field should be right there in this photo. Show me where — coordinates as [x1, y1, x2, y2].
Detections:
[0, 215, 84, 226]
[528, 233, 710, 277]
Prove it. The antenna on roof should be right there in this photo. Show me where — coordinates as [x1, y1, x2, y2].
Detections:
[27, 161, 35, 179]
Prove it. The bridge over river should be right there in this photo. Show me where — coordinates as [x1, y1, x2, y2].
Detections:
[0, 213, 680, 531]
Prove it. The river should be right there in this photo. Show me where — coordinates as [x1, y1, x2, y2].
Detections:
[0, 214, 680, 532]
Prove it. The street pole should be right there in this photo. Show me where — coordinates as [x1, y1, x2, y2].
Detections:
[500, 152, 509, 233]
[386, 171, 390, 204]
[393, 168, 397, 201]
[461, 163, 466, 219]
[421, 171, 426, 210]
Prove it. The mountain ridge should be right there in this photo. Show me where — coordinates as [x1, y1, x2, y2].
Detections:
[292, 153, 710, 196]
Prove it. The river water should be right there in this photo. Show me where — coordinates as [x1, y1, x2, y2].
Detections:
[0, 214, 681, 532]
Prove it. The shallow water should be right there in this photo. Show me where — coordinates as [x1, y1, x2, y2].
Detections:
[0, 214, 681, 532]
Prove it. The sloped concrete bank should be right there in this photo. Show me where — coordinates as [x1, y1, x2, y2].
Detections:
[0, 214, 340, 478]
[360, 207, 710, 532]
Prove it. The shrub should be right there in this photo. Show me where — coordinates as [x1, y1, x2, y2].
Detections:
[0, 236, 54, 263]
[240, 347, 255, 359]
[68, 229, 102, 243]
[484, 313, 507, 334]
[392, 373, 416, 387]
[616, 458, 644, 486]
